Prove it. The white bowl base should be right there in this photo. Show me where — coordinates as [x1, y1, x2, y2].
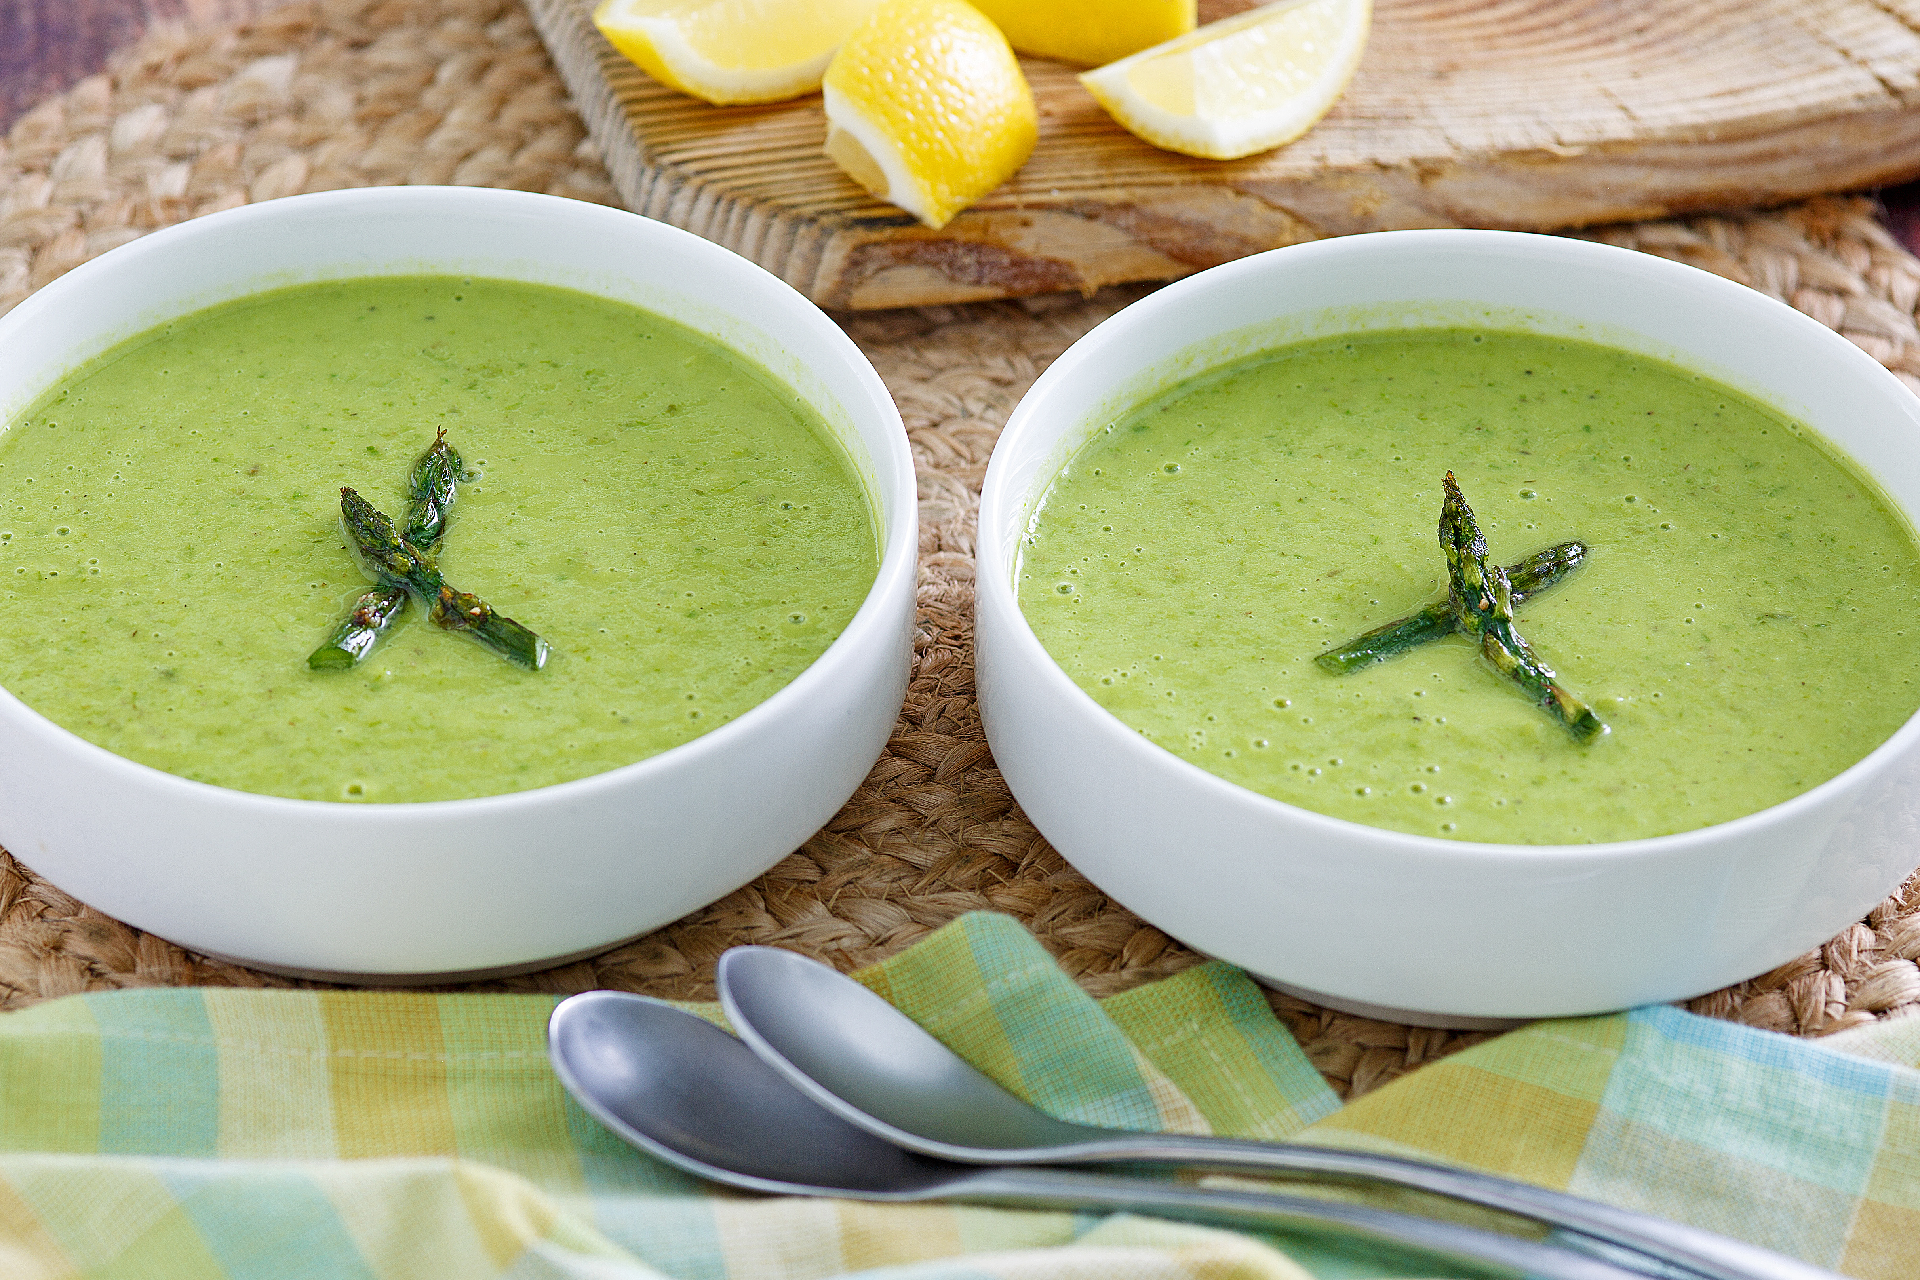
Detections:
[1246, 971, 1529, 1032]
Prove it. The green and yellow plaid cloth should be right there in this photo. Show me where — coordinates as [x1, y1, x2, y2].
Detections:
[1, 911, 1915, 1278]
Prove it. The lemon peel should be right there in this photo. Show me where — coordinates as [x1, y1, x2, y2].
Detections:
[592, 0, 884, 105]
[968, 0, 1195, 67]
[823, 0, 1038, 229]
[1080, 0, 1371, 161]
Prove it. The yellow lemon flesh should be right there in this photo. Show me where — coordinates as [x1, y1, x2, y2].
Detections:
[592, 0, 885, 105]
[823, 0, 1038, 229]
[968, 0, 1194, 66]
[1080, 0, 1371, 160]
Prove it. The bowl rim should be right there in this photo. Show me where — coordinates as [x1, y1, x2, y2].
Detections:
[0, 186, 919, 815]
[978, 226, 1920, 861]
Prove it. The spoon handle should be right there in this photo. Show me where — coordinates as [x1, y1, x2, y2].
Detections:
[944, 1164, 1662, 1280]
[1052, 1134, 1833, 1280]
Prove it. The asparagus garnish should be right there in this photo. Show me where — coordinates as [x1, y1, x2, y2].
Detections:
[336, 486, 550, 671]
[308, 431, 466, 670]
[1315, 539, 1587, 674]
[1440, 472, 1605, 742]
[307, 588, 409, 671]
[337, 485, 421, 586]
[402, 427, 461, 548]
[424, 583, 551, 672]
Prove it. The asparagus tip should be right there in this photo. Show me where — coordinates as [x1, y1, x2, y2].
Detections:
[307, 646, 354, 671]
[1567, 707, 1610, 743]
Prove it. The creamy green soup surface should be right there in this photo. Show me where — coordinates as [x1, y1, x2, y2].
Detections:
[3, 276, 877, 802]
[1018, 328, 1920, 844]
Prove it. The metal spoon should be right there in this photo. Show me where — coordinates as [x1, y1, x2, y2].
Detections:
[714, 945, 1838, 1280]
[548, 989, 1659, 1280]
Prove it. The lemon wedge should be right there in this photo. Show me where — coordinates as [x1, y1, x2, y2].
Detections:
[592, 0, 884, 105]
[968, 0, 1194, 66]
[1080, 0, 1371, 160]
[823, 0, 1038, 229]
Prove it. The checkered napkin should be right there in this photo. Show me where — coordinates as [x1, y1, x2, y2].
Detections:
[0, 911, 1913, 1278]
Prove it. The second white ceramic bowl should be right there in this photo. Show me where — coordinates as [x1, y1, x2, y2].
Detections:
[0, 188, 918, 979]
[977, 230, 1920, 1024]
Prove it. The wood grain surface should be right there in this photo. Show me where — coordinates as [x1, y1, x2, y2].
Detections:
[529, 0, 1920, 308]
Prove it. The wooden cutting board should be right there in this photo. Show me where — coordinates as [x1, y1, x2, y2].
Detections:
[524, 0, 1920, 309]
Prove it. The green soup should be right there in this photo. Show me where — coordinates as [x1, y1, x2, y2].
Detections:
[1018, 329, 1920, 844]
[2, 276, 878, 802]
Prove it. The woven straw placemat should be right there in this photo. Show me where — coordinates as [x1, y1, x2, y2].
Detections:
[5, 0, 1920, 1099]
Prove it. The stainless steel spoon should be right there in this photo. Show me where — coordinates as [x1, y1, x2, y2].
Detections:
[548, 988, 1667, 1280]
[714, 945, 1838, 1280]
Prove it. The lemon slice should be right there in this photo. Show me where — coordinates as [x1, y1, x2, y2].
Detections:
[969, 0, 1195, 66]
[1080, 0, 1371, 160]
[823, 0, 1038, 230]
[592, 0, 884, 105]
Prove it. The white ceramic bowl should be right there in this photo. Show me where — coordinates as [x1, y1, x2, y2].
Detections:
[0, 187, 917, 980]
[977, 230, 1920, 1025]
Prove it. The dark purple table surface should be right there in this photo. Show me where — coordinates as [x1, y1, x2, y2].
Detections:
[2, 0, 278, 128]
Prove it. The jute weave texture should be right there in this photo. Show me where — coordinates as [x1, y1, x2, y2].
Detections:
[5, 0, 1920, 1098]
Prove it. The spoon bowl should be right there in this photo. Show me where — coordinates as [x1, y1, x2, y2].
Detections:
[547, 989, 949, 1196]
